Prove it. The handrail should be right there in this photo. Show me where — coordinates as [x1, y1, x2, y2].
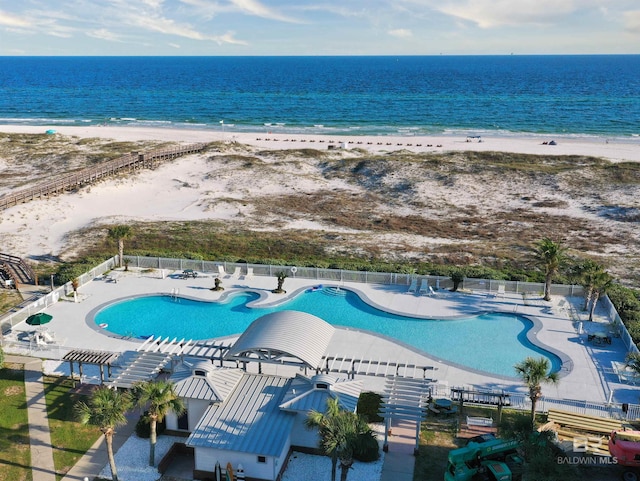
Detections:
[0, 143, 206, 211]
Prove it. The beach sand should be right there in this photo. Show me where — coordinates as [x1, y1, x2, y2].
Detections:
[3, 124, 640, 162]
[1, 124, 639, 267]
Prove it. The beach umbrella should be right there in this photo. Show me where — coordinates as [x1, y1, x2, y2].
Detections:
[25, 313, 53, 326]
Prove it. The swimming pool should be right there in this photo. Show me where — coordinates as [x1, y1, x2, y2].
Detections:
[94, 288, 562, 377]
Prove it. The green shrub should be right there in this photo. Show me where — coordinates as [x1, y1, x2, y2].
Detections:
[135, 413, 166, 438]
[356, 391, 383, 423]
[353, 432, 380, 462]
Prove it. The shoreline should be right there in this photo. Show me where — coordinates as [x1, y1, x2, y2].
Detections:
[2, 124, 640, 162]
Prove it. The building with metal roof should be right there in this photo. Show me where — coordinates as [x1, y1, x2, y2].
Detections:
[224, 310, 335, 371]
[164, 357, 364, 481]
[187, 373, 295, 480]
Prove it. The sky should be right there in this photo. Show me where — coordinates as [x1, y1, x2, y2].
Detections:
[0, 0, 639, 56]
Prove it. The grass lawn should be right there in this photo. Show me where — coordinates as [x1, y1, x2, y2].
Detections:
[0, 364, 31, 481]
[43, 376, 101, 481]
[413, 405, 624, 481]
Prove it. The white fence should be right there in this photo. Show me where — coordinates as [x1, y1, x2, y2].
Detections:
[3, 254, 638, 422]
[121, 255, 584, 297]
[0, 257, 117, 334]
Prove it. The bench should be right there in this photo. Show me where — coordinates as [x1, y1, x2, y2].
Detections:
[458, 416, 496, 439]
[547, 409, 624, 436]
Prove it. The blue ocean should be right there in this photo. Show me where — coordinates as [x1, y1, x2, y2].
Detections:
[1, 56, 639, 138]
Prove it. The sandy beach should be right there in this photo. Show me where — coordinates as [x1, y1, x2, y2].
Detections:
[3, 124, 640, 161]
[1, 124, 639, 275]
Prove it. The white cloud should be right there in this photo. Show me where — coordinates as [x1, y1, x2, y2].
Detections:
[228, 0, 302, 23]
[0, 9, 31, 28]
[388, 28, 412, 38]
[216, 31, 249, 45]
[433, 0, 578, 28]
[87, 28, 122, 42]
[624, 10, 640, 33]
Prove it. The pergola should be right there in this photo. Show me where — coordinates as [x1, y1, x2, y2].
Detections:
[379, 377, 433, 455]
[62, 349, 120, 384]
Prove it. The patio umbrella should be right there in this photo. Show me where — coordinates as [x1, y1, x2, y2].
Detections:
[25, 313, 53, 326]
[214, 461, 222, 481]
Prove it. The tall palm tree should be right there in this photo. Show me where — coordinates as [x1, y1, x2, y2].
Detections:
[588, 270, 614, 322]
[132, 380, 185, 466]
[532, 238, 567, 301]
[514, 357, 559, 426]
[305, 397, 342, 481]
[306, 398, 377, 481]
[108, 225, 132, 268]
[575, 259, 604, 311]
[75, 387, 132, 481]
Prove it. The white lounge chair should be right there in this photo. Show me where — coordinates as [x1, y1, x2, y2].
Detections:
[231, 267, 241, 278]
[407, 278, 418, 293]
[428, 286, 440, 297]
[217, 265, 226, 277]
[496, 284, 506, 298]
[419, 279, 429, 295]
[245, 267, 254, 279]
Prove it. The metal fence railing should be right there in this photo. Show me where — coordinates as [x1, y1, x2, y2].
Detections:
[121, 255, 584, 298]
[0, 257, 117, 334]
[3, 254, 638, 423]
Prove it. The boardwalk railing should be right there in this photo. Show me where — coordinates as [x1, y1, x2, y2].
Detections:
[0, 252, 36, 283]
[0, 143, 206, 211]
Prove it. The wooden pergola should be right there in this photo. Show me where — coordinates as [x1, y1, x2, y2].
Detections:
[62, 349, 120, 384]
[379, 377, 433, 455]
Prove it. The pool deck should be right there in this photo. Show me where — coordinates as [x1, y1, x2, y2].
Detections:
[6, 268, 638, 404]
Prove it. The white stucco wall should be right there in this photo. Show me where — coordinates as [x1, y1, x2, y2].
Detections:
[166, 398, 212, 431]
[289, 414, 320, 449]
[194, 437, 292, 481]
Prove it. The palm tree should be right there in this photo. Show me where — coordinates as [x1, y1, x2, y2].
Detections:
[306, 398, 377, 481]
[514, 357, 559, 426]
[108, 225, 132, 268]
[305, 397, 342, 481]
[75, 387, 132, 481]
[588, 270, 614, 322]
[532, 238, 567, 301]
[574, 259, 604, 311]
[625, 352, 640, 375]
[132, 380, 185, 466]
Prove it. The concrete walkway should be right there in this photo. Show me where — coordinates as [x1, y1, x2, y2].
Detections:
[7, 355, 56, 481]
[380, 419, 418, 481]
[5, 354, 137, 481]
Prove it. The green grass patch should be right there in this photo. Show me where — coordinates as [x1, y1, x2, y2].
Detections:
[43, 377, 100, 481]
[0, 366, 31, 481]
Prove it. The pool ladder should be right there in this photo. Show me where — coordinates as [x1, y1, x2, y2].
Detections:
[322, 286, 347, 297]
[171, 288, 180, 301]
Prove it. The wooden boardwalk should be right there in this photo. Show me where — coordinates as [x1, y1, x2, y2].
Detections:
[0, 143, 206, 211]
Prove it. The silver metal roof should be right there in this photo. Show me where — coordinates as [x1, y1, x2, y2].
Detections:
[224, 310, 335, 370]
[187, 373, 295, 457]
[279, 373, 362, 413]
[169, 360, 244, 402]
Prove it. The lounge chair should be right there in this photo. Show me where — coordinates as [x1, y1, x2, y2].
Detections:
[419, 279, 429, 295]
[407, 278, 418, 293]
[428, 286, 440, 297]
[496, 284, 506, 298]
[217, 265, 226, 277]
[231, 267, 241, 278]
[245, 267, 254, 279]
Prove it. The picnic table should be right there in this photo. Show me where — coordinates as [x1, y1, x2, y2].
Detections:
[181, 269, 198, 279]
[588, 331, 611, 345]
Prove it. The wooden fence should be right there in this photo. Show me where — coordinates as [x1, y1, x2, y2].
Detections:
[0, 143, 206, 211]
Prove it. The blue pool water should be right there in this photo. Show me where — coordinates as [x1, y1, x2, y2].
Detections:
[94, 289, 561, 377]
